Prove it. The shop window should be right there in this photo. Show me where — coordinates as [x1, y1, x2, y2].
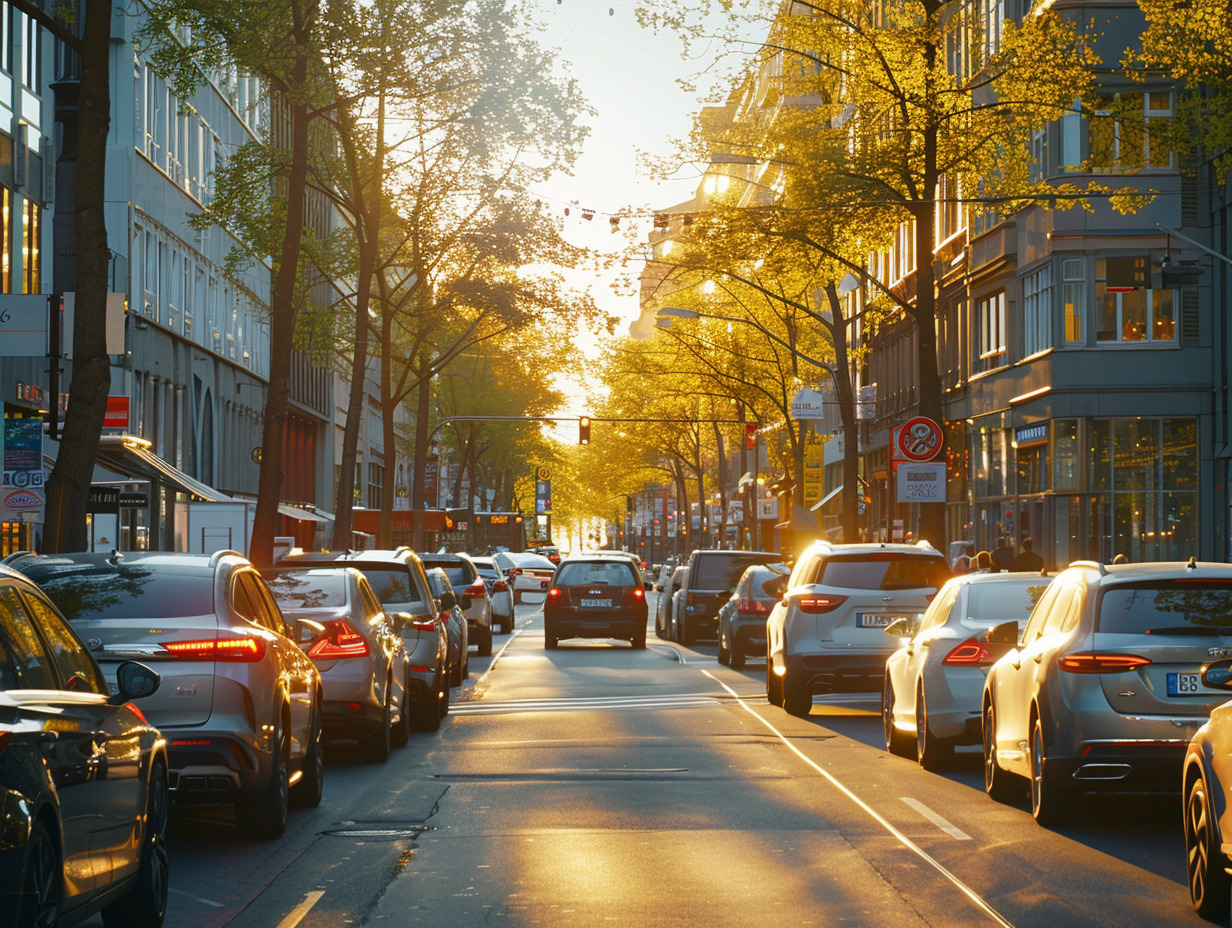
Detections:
[21, 199, 38, 294]
[1095, 258, 1175, 343]
[1016, 441, 1049, 494]
[973, 424, 1007, 499]
[367, 462, 384, 510]
[1053, 419, 1080, 492]
[1, 187, 9, 294]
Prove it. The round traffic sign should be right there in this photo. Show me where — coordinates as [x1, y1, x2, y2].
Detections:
[896, 417, 944, 462]
[536, 466, 551, 481]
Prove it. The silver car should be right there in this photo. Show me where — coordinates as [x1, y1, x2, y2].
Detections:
[494, 551, 556, 604]
[656, 566, 686, 640]
[882, 572, 1050, 768]
[983, 560, 1232, 826]
[471, 556, 515, 634]
[1182, 658, 1232, 919]
[718, 562, 789, 669]
[420, 552, 493, 656]
[265, 567, 411, 762]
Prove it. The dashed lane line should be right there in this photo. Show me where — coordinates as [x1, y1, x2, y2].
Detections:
[273, 890, 325, 928]
[900, 797, 974, 840]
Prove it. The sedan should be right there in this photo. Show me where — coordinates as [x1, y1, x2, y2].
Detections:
[494, 551, 556, 604]
[718, 562, 789, 669]
[0, 565, 168, 928]
[881, 571, 1050, 769]
[265, 567, 411, 762]
[471, 556, 515, 633]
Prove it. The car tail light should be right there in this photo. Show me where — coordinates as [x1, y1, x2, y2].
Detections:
[632, 589, 645, 600]
[547, 587, 561, 599]
[492, 580, 509, 593]
[797, 594, 848, 614]
[736, 599, 769, 614]
[687, 592, 695, 606]
[465, 581, 486, 599]
[942, 637, 992, 665]
[307, 621, 370, 659]
[161, 636, 267, 661]
[508, 567, 523, 576]
[408, 616, 438, 632]
[1058, 652, 1151, 673]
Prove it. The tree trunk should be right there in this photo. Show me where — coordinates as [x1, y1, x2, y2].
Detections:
[410, 349, 431, 549]
[826, 282, 861, 543]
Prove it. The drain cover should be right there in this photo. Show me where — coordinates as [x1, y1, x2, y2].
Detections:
[321, 827, 423, 839]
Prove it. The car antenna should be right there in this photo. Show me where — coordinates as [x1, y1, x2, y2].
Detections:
[1188, 555, 1198, 570]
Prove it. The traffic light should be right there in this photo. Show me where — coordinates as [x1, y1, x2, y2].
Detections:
[579, 415, 591, 445]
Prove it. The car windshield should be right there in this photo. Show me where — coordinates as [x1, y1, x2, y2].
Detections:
[694, 554, 781, 591]
[424, 562, 473, 586]
[28, 565, 215, 620]
[353, 567, 430, 611]
[557, 562, 637, 586]
[1098, 581, 1232, 635]
[818, 554, 950, 591]
[266, 572, 348, 609]
[964, 580, 1050, 627]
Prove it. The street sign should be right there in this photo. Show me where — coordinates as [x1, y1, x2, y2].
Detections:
[896, 462, 945, 503]
[894, 416, 944, 462]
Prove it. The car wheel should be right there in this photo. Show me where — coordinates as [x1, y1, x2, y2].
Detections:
[290, 702, 325, 806]
[679, 616, 694, 646]
[477, 626, 493, 657]
[451, 649, 463, 687]
[102, 759, 169, 928]
[730, 641, 746, 670]
[237, 720, 290, 839]
[766, 649, 784, 707]
[545, 622, 559, 649]
[631, 623, 647, 649]
[411, 678, 442, 732]
[882, 674, 912, 757]
[439, 672, 451, 719]
[782, 671, 812, 718]
[365, 689, 393, 763]
[717, 632, 730, 665]
[391, 675, 411, 748]
[983, 702, 1018, 803]
[1186, 770, 1232, 919]
[17, 819, 60, 928]
[655, 611, 665, 640]
[1030, 714, 1071, 826]
[916, 686, 952, 770]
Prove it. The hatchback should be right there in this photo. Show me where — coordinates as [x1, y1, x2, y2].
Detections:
[424, 566, 470, 686]
[544, 556, 648, 649]
[494, 551, 556, 604]
[983, 559, 1232, 826]
[265, 567, 411, 761]
[10, 551, 324, 840]
[678, 549, 782, 644]
[766, 541, 951, 717]
[881, 571, 1051, 768]
[471, 556, 514, 633]
[718, 562, 789, 669]
[420, 552, 493, 655]
[0, 566, 168, 927]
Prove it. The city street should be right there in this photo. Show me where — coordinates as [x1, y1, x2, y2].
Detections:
[124, 591, 1208, 928]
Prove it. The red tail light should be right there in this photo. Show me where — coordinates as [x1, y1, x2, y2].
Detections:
[409, 616, 438, 632]
[797, 594, 848, 614]
[508, 567, 523, 576]
[465, 581, 486, 599]
[307, 621, 370, 659]
[736, 599, 769, 614]
[942, 637, 992, 665]
[632, 589, 645, 600]
[492, 580, 509, 593]
[161, 636, 267, 662]
[687, 592, 695, 606]
[1058, 652, 1151, 674]
[547, 587, 561, 599]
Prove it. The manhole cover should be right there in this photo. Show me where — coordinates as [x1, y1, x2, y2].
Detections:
[321, 827, 423, 839]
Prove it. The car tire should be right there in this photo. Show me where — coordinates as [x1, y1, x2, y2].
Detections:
[102, 759, 169, 928]
[916, 686, 952, 770]
[391, 676, 411, 748]
[365, 690, 393, 763]
[1030, 714, 1071, 826]
[17, 819, 61, 928]
[983, 702, 1018, 803]
[782, 671, 812, 718]
[439, 673, 451, 719]
[477, 626, 493, 657]
[1186, 770, 1232, 919]
[545, 631, 559, 649]
[679, 616, 694, 646]
[411, 679, 442, 732]
[237, 721, 290, 840]
[730, 640, 746, 669]
[290, 703, 325, 806]
[717, 633, 730, 665]
[882, 675, 912, 757]
[655, 612, 665, 640]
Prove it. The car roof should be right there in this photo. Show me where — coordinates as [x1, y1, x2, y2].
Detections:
[802, 541, 943, 557]
[7, 550, 243, 575]
[278, 548, 423, 567]
[1065, 560, 1232, 583]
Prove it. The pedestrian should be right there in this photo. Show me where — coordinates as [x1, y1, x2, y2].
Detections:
[1009, 536, 1045, 572]
[991, 536, 1015, 571]
[953, 543, 976, 574]
[975, 550, 997, 572]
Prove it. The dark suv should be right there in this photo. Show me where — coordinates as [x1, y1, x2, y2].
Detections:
[676, 549, 783, 645]
[544, 555, 648, 649]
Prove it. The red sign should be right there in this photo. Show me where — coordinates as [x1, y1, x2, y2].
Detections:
[744, 423, 759, 450]
[895, 416, 944, 462]
[103, 396, 130, 429]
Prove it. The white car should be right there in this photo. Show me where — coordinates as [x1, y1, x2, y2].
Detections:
[881, 572, 1051, 769]
[472, 556, 515, 633]
[494, 551, 556, 604]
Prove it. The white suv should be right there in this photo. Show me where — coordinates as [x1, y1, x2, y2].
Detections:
[766, 541, 951, 717]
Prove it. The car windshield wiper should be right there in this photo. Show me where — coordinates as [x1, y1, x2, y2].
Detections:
[1143, 625, 1232, 636]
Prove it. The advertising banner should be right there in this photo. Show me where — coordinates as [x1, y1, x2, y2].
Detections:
[1, 418, 45, 522]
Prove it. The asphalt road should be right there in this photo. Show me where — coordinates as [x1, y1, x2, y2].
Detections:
[96, 591, 1215, 927]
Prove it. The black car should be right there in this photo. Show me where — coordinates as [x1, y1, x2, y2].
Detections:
[676, 549, 783, 644]
[544, 556, 648, 649]
[718, 562, 790, 668]
[0, 565, 168, 927]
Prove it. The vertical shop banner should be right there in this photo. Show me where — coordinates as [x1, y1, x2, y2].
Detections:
[1, 419, 45, 521]
[421, 456, 439, 508]
[802, 432, 828, 508]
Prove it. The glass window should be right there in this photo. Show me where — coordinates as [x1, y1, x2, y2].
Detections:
[1096, 581, 1232, 634]
[21, 199, 38, 295]
[1095, 258, 1176, 343]
[1022, 582, 1062, 643]
[973, 424, 1007, 499]
[1062, 259, 1084, 343]
[266, 571, 348, 609]
[355, 566, 430, 612]
[0, 585, 57, 689]
[22, 592, 105, 694]
[1022, 265, 1052, 356]
[23, 564, 215, 620]
[964, 579, 1051, 629]
[917, 583, 958, 633]
[1016, 442, 1049, 494]
[695, 553, 782, 591]
[1163, 419, 1197, 490]
[1088, 92, 1172, 171]
[817, 554, 951, 591]
[1054, 419, 1080, 492]
[557, 561, 637, 587]
[975, 291, 1007, 371]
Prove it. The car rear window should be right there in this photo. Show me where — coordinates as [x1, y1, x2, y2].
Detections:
[1097, 581, 1232, 635]
[817, 554, 950, 591]
[29, 566, 216, 621]
[965, 580, 1050, 627]
[266, 572, 348, 609]
[557, 561, 637, 587]
[353, 567, 430, 611]
[755, 569, 789, 600]
[693, 554, 781, 591]
[423, 560, 475, 586]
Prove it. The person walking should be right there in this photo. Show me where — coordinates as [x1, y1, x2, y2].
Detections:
[975, 551, 997, 573]
[953, 543, 976, 574]
[992, 536, 1016, 571]
[1010, 537, 1045, 572]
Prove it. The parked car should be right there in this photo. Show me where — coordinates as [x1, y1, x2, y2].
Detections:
[656, 566, 686, 640]
[881, 571, 1051, 769]
[676, 549, 783, 644]
[530, 545, 562, 565]
[264, 567, 411, 761]
[544, 555, 649, 649]
[766, 541, 951, 717]
[1182, 658, 1232, 919]
[10, 550, 324, 840]
[419, 552, 493, 656]
[471, 556, 515, 633]
[983, 559, 1232, 826]
[668, 566, 690, 642]
[718, 562, 790, 669]
[424, 567, 470, 686]
[275, 548, 449, 730]
[494, 551, 556, 604]
[0, 567, 168, 928]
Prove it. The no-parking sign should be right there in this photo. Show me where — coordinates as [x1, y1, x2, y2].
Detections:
[894, 416, 944, 463]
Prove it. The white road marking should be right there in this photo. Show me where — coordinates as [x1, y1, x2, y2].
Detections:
[169, 887, 224, 907]
[900, 797, 973, 840]
[274, 890, 325, 928]
[701, 669, 1016, 928]
[452, 692, 732, 715]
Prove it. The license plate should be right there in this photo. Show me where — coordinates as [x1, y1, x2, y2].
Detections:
[580, 598, 612, 608]
[856, 613, 906, 629]
[1168, 672, 1205, 696]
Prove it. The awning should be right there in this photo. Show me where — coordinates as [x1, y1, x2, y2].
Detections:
[95, 435, 231, 502]
[809, 485, 844, 512]
[278, 503, 334, 523]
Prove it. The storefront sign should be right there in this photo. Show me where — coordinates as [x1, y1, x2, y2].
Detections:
[1, 418, 44, 522]
[1014, 423, 1048, 446]
[103, 396, 130, 429]
[790, 388, 827, 419]
[897, 463, 946, 503]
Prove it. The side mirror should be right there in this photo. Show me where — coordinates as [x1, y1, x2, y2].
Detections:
[111, 661, 160, 702]
[295, 617, 326, 645]
[985, 620, 1019, 646]
[1204, 659, 1232, 690]
[438, 590, 457, 611]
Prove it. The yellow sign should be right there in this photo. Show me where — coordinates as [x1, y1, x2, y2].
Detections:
[536, 466, 551, 481]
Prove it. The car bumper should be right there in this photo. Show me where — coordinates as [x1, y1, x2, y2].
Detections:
[546, 607, 647, 639]
[1044, 739, 1193, 793]
[784, 650, 890, 694]
[729, 620, 766, 658]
